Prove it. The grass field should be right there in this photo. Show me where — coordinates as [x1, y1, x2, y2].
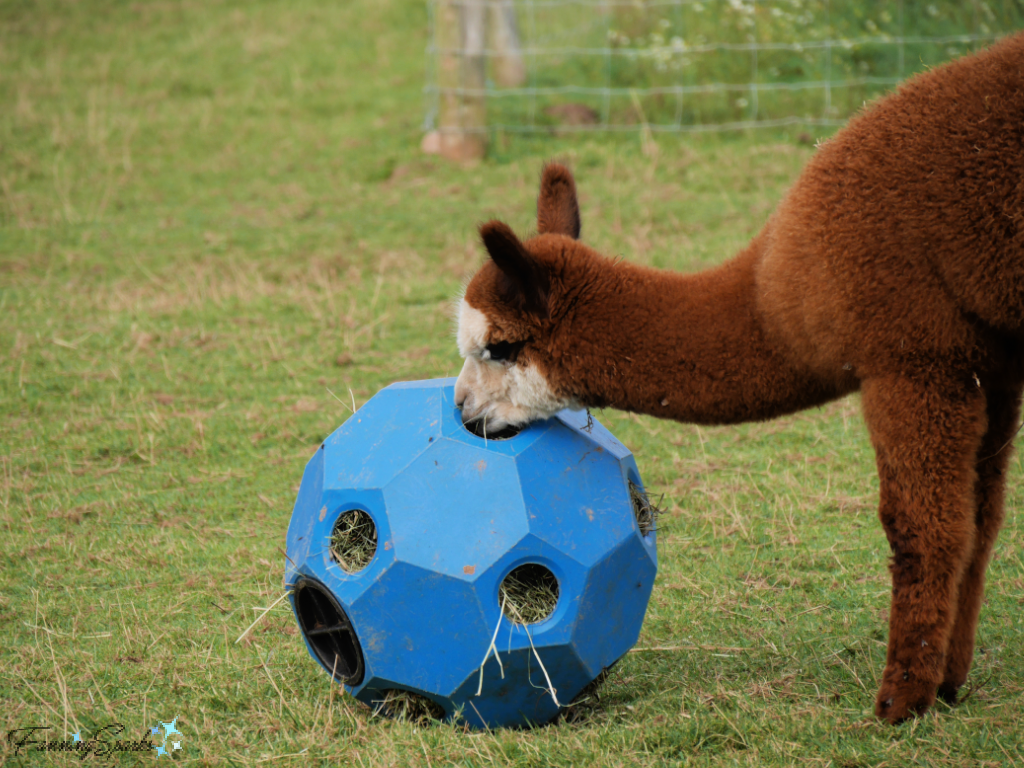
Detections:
[2, 1, 1024, 766]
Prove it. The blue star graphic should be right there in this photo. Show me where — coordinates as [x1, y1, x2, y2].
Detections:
[151, 716, 182, 758]
[161, 717, 181, 740]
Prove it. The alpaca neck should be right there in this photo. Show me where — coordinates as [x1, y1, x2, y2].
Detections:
[561, 243, 845, 424]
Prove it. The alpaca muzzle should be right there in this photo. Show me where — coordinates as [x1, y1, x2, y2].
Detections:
[455, 376, 515, 432]
[454, 358, 500, 426]
[454, 379, 490, 428]
[458, 397, 512, 433]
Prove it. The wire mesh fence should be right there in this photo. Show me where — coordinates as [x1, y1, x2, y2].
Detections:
[423, 0, 1024, 157]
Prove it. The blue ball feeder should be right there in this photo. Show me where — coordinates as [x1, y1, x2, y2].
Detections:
[285, 378, 658, 728]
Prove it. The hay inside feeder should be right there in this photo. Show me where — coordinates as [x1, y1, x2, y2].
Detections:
[373, 689, 445, 725]
[629, 481, 660, 537]
[499, 563, 559, 625]
[329, 509, 377, 573]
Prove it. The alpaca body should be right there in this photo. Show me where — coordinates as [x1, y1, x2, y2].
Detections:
[454, 33, 1024, 723]
[762, 33, 1024, 390]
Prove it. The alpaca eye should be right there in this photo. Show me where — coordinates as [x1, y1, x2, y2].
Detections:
[484, 341, 519, 362]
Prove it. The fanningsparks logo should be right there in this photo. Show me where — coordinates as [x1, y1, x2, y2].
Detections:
[7, 716, 185, 759]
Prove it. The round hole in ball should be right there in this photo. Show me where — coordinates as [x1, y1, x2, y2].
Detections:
[499, 563, 559, 625]
[329, 509, 377, 573]
[372, 689, 446, 725]
[293, 579, 364, 686]
[462, 416, 521, 441]
[629, 480, 659, 538]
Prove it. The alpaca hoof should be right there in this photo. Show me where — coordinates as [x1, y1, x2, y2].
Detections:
[875, 675, 937, 723]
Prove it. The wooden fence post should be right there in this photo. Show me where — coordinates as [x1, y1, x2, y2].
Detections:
[490, 0, 527, 88]
[433, 0, 487, 161]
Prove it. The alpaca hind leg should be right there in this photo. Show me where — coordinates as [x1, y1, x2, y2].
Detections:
[861, 375, 987, 723]
[937, 382, 1022, 704]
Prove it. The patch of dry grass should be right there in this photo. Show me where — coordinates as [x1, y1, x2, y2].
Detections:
[371, 690, 446, 726]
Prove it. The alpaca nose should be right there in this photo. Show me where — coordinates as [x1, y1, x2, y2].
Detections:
[454, 386, 478, 424]
[454, 366, 470, 410]
[458, 396, 477, 424]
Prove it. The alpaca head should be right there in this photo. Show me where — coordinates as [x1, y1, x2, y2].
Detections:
[454, 163, 590, 432]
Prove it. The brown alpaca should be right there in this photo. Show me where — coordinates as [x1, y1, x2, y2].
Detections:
[453, 33, 1024, 723]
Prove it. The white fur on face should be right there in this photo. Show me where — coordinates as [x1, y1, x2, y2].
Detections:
[454, 300, 572, 430]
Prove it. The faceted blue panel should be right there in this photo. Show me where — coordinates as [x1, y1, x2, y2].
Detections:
[572, 534, 658, 679]
[285, 378, 657, 729]
[449, 644, 591, 728]
[383, 439, 529, 580]
[347, 561, 490, 698]
[515, 423, 638, 568]
[323, 381, 442, 490]
[554, 408, 634, 461]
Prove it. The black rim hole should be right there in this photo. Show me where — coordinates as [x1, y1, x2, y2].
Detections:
[294, 580, 364, 686]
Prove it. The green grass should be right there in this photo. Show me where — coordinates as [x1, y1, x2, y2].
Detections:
[2, 1, 1024, 766]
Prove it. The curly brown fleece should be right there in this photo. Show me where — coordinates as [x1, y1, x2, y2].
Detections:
[459, 33, 1024, 723]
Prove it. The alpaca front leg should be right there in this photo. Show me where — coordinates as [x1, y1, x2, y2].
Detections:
[938, 382, 1022, 703]
[861, 376, 987, 723]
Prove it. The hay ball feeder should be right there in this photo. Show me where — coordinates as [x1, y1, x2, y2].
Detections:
[285, 377, 658, 729]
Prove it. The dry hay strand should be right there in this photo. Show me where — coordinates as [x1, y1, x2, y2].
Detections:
[499, 564, 559, 625]
[373, 689, 445, 725]
[629, 481, 661, 537]
[329, 509, 377, 573]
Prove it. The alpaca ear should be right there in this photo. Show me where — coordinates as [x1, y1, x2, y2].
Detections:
[480, 220, 549, 317]
[537, 162, 581, 239]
